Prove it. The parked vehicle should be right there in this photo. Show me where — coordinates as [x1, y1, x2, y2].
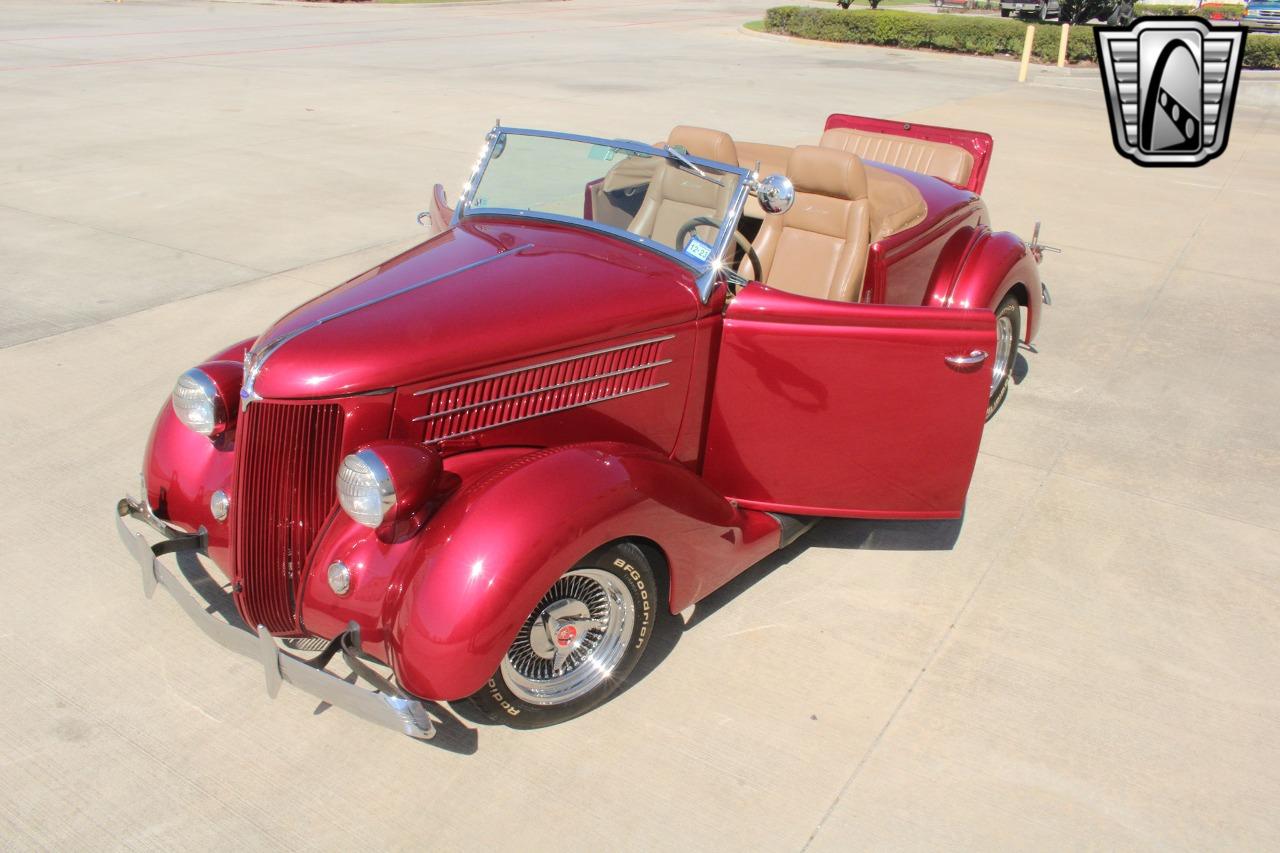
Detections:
[1243, 0, 1280, 29]
[117, 115, 1049, 738]
[1000, 0, 1059, 18]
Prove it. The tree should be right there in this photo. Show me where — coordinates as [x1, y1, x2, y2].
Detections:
[1057, 0, 1120, 24]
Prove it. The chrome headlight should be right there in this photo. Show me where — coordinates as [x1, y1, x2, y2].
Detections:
[171, 368, 225, 437]
[336, 449, 396, 528]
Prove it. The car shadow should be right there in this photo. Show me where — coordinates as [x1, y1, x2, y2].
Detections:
[618, 515, 963, 695]
[173, 550, 479, 754]
[173, 516, 959, 744]
[1013, 347, 1032, 385]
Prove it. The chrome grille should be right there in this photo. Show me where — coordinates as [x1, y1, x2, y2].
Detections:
[232, 401, 343, 633]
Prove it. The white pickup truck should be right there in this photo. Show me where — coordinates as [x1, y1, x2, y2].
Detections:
[999, 0, 1060, 18]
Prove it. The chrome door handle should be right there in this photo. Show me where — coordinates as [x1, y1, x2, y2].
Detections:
[945, 350, 989, 366]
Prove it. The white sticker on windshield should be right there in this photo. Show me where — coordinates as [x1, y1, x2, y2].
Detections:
[684, 236, 713, 262]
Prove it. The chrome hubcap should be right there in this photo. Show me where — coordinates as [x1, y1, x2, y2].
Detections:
[501, 568, 634, 706]
[991, 313, 1015, 398]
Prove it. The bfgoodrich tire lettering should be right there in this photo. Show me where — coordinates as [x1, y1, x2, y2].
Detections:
[468, 541, 656, 729]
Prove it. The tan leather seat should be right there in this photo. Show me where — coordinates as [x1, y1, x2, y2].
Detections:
[628, 126, 738, 250]
[735, 141, 792, 219]
[821, 127, 974, 187]
[745, 145, 872, 302]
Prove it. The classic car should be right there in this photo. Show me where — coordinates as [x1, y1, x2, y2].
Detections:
[116, 115, 1049, 739]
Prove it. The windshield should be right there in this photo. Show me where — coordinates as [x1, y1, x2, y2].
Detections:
[461, 129, 744, 270]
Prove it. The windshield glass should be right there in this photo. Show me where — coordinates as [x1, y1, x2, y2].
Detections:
[463, 130, 743, 268]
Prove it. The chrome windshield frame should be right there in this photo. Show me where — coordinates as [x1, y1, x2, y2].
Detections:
[452, 125, 750, 303]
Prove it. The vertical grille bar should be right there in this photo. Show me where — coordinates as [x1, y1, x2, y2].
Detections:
[232, 401, 343, 634]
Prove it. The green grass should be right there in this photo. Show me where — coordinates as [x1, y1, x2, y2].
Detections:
[745, 19, 767, 31]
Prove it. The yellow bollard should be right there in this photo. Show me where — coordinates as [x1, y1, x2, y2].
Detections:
[1057, 22, 1070, 67]
[1018, 24, 1036, 83]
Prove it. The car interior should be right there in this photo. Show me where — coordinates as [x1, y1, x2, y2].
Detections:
[590, 124, 978, 303]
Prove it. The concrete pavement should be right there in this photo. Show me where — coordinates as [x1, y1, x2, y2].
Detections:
[2, 0, 1278, 849]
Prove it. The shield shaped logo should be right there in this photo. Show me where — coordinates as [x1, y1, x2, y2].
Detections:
[1095, 17, 1247, 167]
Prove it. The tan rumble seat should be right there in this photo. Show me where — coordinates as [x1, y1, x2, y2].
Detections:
[628, 126, 738, 249]
[820, 127, 974, 188]
[744, 145, 872, 303]
[737, 142, 927, 243]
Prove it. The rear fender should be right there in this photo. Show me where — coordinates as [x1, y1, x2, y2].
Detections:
[935, 229, 1043, 343]
[366, 443, 779, 700]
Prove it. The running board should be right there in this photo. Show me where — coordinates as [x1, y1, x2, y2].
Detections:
[767, 512, 819, 548]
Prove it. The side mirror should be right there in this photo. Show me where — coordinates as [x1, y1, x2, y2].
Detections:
[756, 174, 795, 215]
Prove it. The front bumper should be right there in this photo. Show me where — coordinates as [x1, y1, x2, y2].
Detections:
[115, 496, 435, 740]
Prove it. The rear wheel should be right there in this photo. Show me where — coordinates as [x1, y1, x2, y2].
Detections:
[986, 295, 1021, 420]
[468, 542, 657, 729]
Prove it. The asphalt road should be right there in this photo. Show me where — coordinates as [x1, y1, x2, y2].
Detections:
[2, 0, 1279, 849]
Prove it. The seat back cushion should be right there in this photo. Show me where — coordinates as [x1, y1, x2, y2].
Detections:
[751, 146, 872, 302]
[821, 127, 974, 186]
[629, 126, 738, 248]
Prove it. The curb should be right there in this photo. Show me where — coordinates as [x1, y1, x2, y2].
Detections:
[742, 23, 1280, 78]
[738, 23, 1097, 70]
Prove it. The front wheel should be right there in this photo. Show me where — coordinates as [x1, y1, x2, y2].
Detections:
[468, 542, 657, 729]
[986, 295, 1021, 420]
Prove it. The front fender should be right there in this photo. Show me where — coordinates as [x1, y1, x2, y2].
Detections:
[142, 337, 255, 571]
[940, 230, 1043, 343]
[303, 443, 780, 701]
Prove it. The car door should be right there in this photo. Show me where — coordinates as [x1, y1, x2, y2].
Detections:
[701, 284, 995, 519]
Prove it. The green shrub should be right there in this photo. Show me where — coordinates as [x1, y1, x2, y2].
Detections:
[1132, 3, 1196, 14]
[764, 7, 1096, 62]
[1245, 32, 1280, 70]
[1134, 2, 1245, 18]
[764, 7, 1275, 67]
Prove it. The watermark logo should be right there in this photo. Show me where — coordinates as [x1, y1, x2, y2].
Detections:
[1095, 17, 1247, 167]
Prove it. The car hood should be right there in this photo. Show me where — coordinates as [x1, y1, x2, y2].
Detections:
[247, 218, 701, 399]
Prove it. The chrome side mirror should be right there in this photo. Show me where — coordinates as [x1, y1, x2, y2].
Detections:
[756, 174, 795, 215]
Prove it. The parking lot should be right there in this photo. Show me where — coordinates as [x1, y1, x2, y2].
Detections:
[2, 0, 1279, 848]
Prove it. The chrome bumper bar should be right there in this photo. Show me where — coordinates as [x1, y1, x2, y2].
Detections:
[115, 497, 435, 740]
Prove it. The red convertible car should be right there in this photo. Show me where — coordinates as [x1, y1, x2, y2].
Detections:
[116, 115, 1049, 739]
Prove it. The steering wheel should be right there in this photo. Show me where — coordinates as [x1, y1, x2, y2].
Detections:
[674, 216, 761, 284]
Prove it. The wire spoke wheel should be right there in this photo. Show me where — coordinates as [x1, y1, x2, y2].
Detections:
[500, 568, 635, 706]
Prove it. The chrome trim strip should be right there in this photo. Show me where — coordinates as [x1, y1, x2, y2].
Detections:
[412, 358, 673, 422]
[424, 382, 670, 444]
[240, 244, 533, 404]
[413, 334, 675, 396]
[698, 175, 751, 303]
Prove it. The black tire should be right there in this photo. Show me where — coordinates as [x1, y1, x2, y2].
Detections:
[467, 541, 657, 729]
[1000, 7, 1011, 14]
[986, 294, 1021, 420]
